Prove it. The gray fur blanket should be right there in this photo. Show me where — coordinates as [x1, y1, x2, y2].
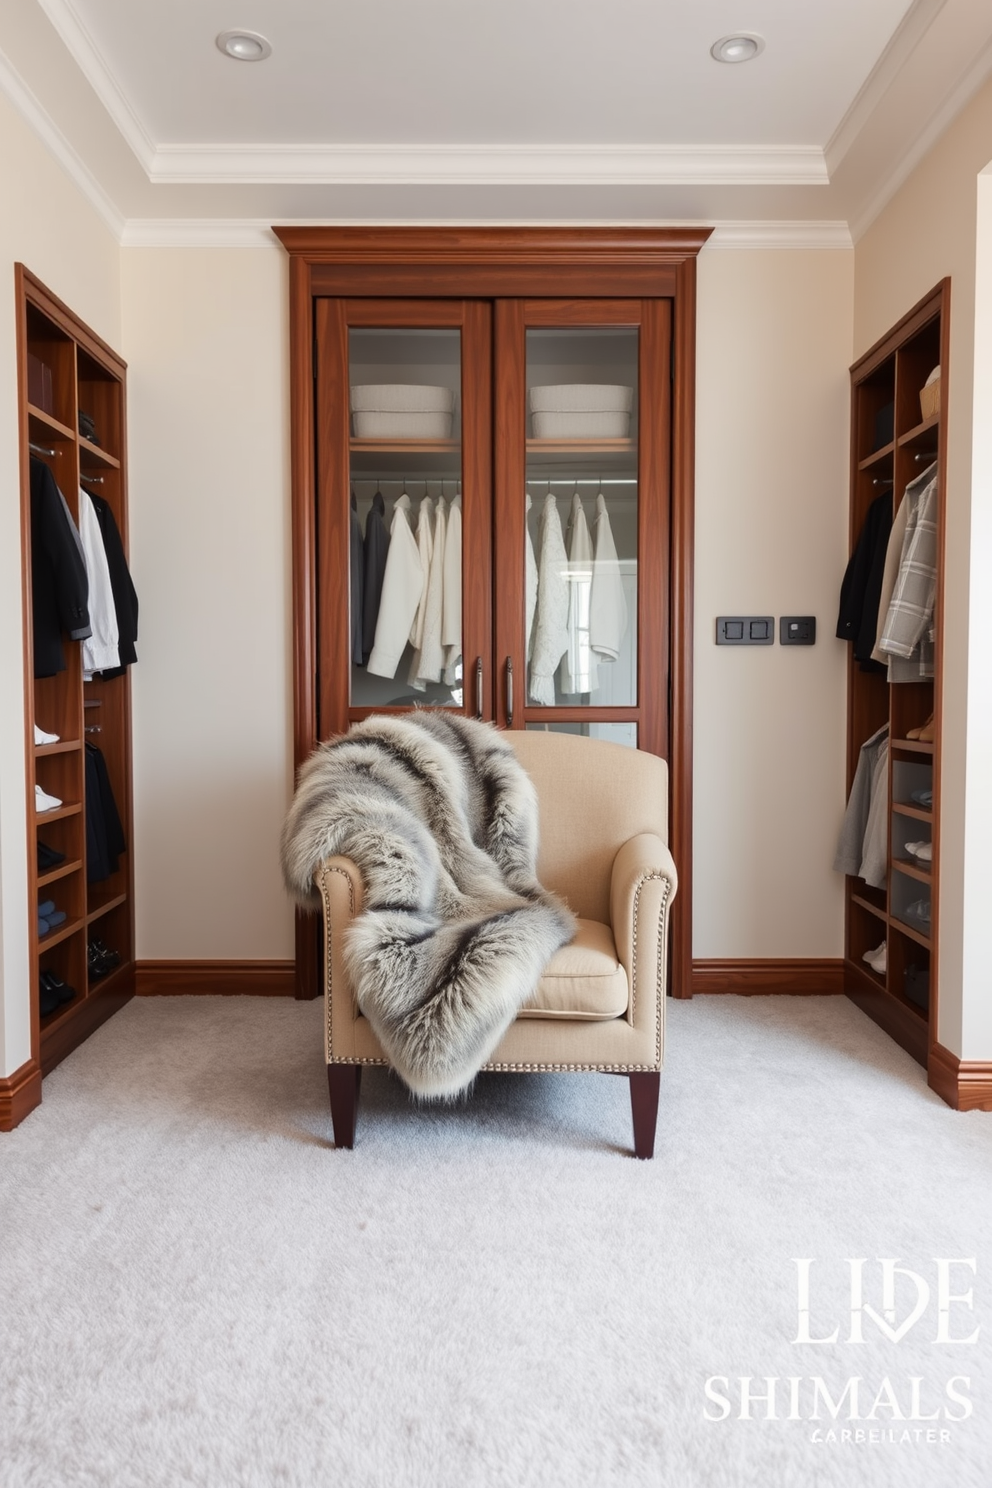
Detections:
[281, 712, 576, 1098]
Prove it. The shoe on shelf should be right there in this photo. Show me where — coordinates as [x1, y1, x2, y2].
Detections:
[862, 941, 887, 975]
[906, 713, 934, 741]
[35, 784, 62, 813]
[88, 940, 121, 980]
[904, 898, 931, 926]
[37, 840, 66, 872]
[905, 840, 933, 862]
[910, 788, 933, 807]
[40, 971, 76, 1010]
[34, 724, 60, 746]
[39, 978, 61, 1017]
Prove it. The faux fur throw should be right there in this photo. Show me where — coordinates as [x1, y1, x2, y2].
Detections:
[281, 712, 576, 1098]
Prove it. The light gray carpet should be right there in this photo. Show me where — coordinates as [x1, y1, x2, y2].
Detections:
[1, 994, 990, 1488]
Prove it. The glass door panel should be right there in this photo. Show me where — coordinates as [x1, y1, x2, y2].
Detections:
[348, 327, 464, 709]
[524, 326, 639, 709]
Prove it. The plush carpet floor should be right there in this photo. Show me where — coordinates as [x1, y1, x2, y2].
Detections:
[1, 993, 990, 1488]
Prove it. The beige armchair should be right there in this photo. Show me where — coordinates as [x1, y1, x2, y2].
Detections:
[316, 731, 678, 1156]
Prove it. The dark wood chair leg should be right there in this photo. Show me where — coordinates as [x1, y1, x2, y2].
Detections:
[327, 1064, 362, 1149]
[629, 1071, 660, 1159]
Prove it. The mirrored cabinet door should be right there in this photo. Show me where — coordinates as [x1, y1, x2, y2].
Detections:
[494, 300, 671, 756]
[315, 300, 492, 737]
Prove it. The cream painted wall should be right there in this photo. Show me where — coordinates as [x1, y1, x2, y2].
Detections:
[854, 75, 992, 1059]
[0, 90, 120, 1079]
[693, 247, 853, 958]
[120, 248, 294, 963]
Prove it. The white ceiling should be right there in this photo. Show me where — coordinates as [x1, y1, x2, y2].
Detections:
[2, 0, 992, 240]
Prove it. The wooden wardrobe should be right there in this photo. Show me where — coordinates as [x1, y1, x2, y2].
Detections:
[275, 228, 709, 1002]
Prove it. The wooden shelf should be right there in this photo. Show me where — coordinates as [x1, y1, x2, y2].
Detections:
[35, 739, 82, 757]
[892, 801, 932, 823]
[851, 892, 887, 923]
[890, 914, 931, 949]
[38, 859, 83, 889]
[898, 413, 940, 448]
[858, 440, 894, 471]
[35, 801, 82, 824]
[87, 892, 127, 924]
[892, 737, 934, 754]
[892, 856, 931, 884]
[349, 437, 459, 453]
[27, 403, 76, 443]
[37, 916, 85, 952]
[78, 441, 120, 470]
[527, 437, 634, 454]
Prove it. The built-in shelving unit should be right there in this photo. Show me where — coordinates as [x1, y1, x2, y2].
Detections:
[843, 279, 948, 1071]
[15, 265, 135, 1088]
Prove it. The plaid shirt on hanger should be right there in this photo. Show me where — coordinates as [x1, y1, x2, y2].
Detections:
[878, 463, 938, 678]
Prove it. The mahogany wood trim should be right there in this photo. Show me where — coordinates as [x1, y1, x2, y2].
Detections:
[928, 283, 951, 1056]
[288, 254, 318, 767]
[492, 299, 526, 728]
[521, 299, 643, 326]
[16, 264, 127, 379]
[850, 280, 950, 383]
[314, 297, 351, 742]
[135, 960, 296, 996]
[692, 959, 845, 996]
[462, 299, 495, 719]
[343, 299, 471, 327]
[0, 1058, 42, 1132]
[668, 258, 697, 999]
[274, 225, 712, 265]
[928, 1041, 992, 1112]
[639, 296, 672, 765]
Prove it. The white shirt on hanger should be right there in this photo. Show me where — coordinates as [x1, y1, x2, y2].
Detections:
[560, 492, 598, 695]
[529, 494, 569, 706]
[367, 493, 423, 679]
[78, 488, 119, 677]
[590, 492, 628, 663]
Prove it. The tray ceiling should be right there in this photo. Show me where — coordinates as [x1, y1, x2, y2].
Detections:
[2, 0, 992, 238]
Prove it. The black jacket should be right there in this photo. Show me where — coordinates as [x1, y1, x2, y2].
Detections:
[30, 458, 91, 678]
[89, 493, 138, 674]
[836, 492, 892, 672]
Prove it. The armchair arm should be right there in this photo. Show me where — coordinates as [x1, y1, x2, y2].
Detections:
[610, 833, 678, 1032]
[315, 856, 366, 1062]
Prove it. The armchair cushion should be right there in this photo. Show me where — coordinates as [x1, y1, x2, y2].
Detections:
[519, 918, 628, 1020]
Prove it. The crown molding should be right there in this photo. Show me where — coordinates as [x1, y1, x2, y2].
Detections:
[36, 0, 155, 171]
[0, 43, 123, 239]
[147, 142, 829, 187]
[825, 0, 947, 176]
[118, 218, 852, 250]
[706, 221, 852, 249]
[850, 28, 992, 241]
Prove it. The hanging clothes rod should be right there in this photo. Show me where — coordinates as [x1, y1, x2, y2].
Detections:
[526, 477, 637, 487]
[29, 441, 58, 458]
[914, 452, 937, 463]
[80, 474, 104, 485]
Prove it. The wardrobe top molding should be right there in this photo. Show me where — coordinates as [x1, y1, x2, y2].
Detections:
[272, 226, 713, 298]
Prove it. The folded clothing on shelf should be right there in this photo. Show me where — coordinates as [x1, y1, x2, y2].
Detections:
[38, 899, 67, 935]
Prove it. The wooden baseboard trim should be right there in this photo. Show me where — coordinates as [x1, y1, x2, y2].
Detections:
[0, 1057, 42, 1131]
[691, 958, 845, 996]
[135, 960, 296, 997]
[928, 1041, 992, 1111]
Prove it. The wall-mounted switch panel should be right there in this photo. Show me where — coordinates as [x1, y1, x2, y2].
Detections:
[716, 616, 774, 646]
[780, 616, 816, 645]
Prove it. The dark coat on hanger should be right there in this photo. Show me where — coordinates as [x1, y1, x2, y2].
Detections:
[350, 491, 364, 667]
[85, 742, 126, 883]
[30, 457, 91, 678]
[89, 492, 138, 674]
[362, 491, 391, 664]
[836, 491, 891, 672]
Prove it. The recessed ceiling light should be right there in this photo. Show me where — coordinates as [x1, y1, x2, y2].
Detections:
[710, 34, 764, 64]
[216, 30, 272, 62]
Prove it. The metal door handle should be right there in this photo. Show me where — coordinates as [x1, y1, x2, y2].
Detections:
[475, 657, 483, 720]
[505, 656, 514, 727]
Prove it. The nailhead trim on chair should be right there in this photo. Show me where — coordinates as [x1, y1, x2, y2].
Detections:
[319, 862, 673, 1074]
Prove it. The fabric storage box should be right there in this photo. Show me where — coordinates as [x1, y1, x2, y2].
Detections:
[351, 384, 455, 439]
[529, 383, 633, 439]
[919, 369, 940, 422]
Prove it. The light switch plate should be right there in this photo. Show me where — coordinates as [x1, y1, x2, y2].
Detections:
[716, 616, 774, 646]
[780, 616, 816, 645]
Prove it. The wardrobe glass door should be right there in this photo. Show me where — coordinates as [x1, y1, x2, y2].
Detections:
[494, 300, 671, 756]
[315, 300, 492, 737]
